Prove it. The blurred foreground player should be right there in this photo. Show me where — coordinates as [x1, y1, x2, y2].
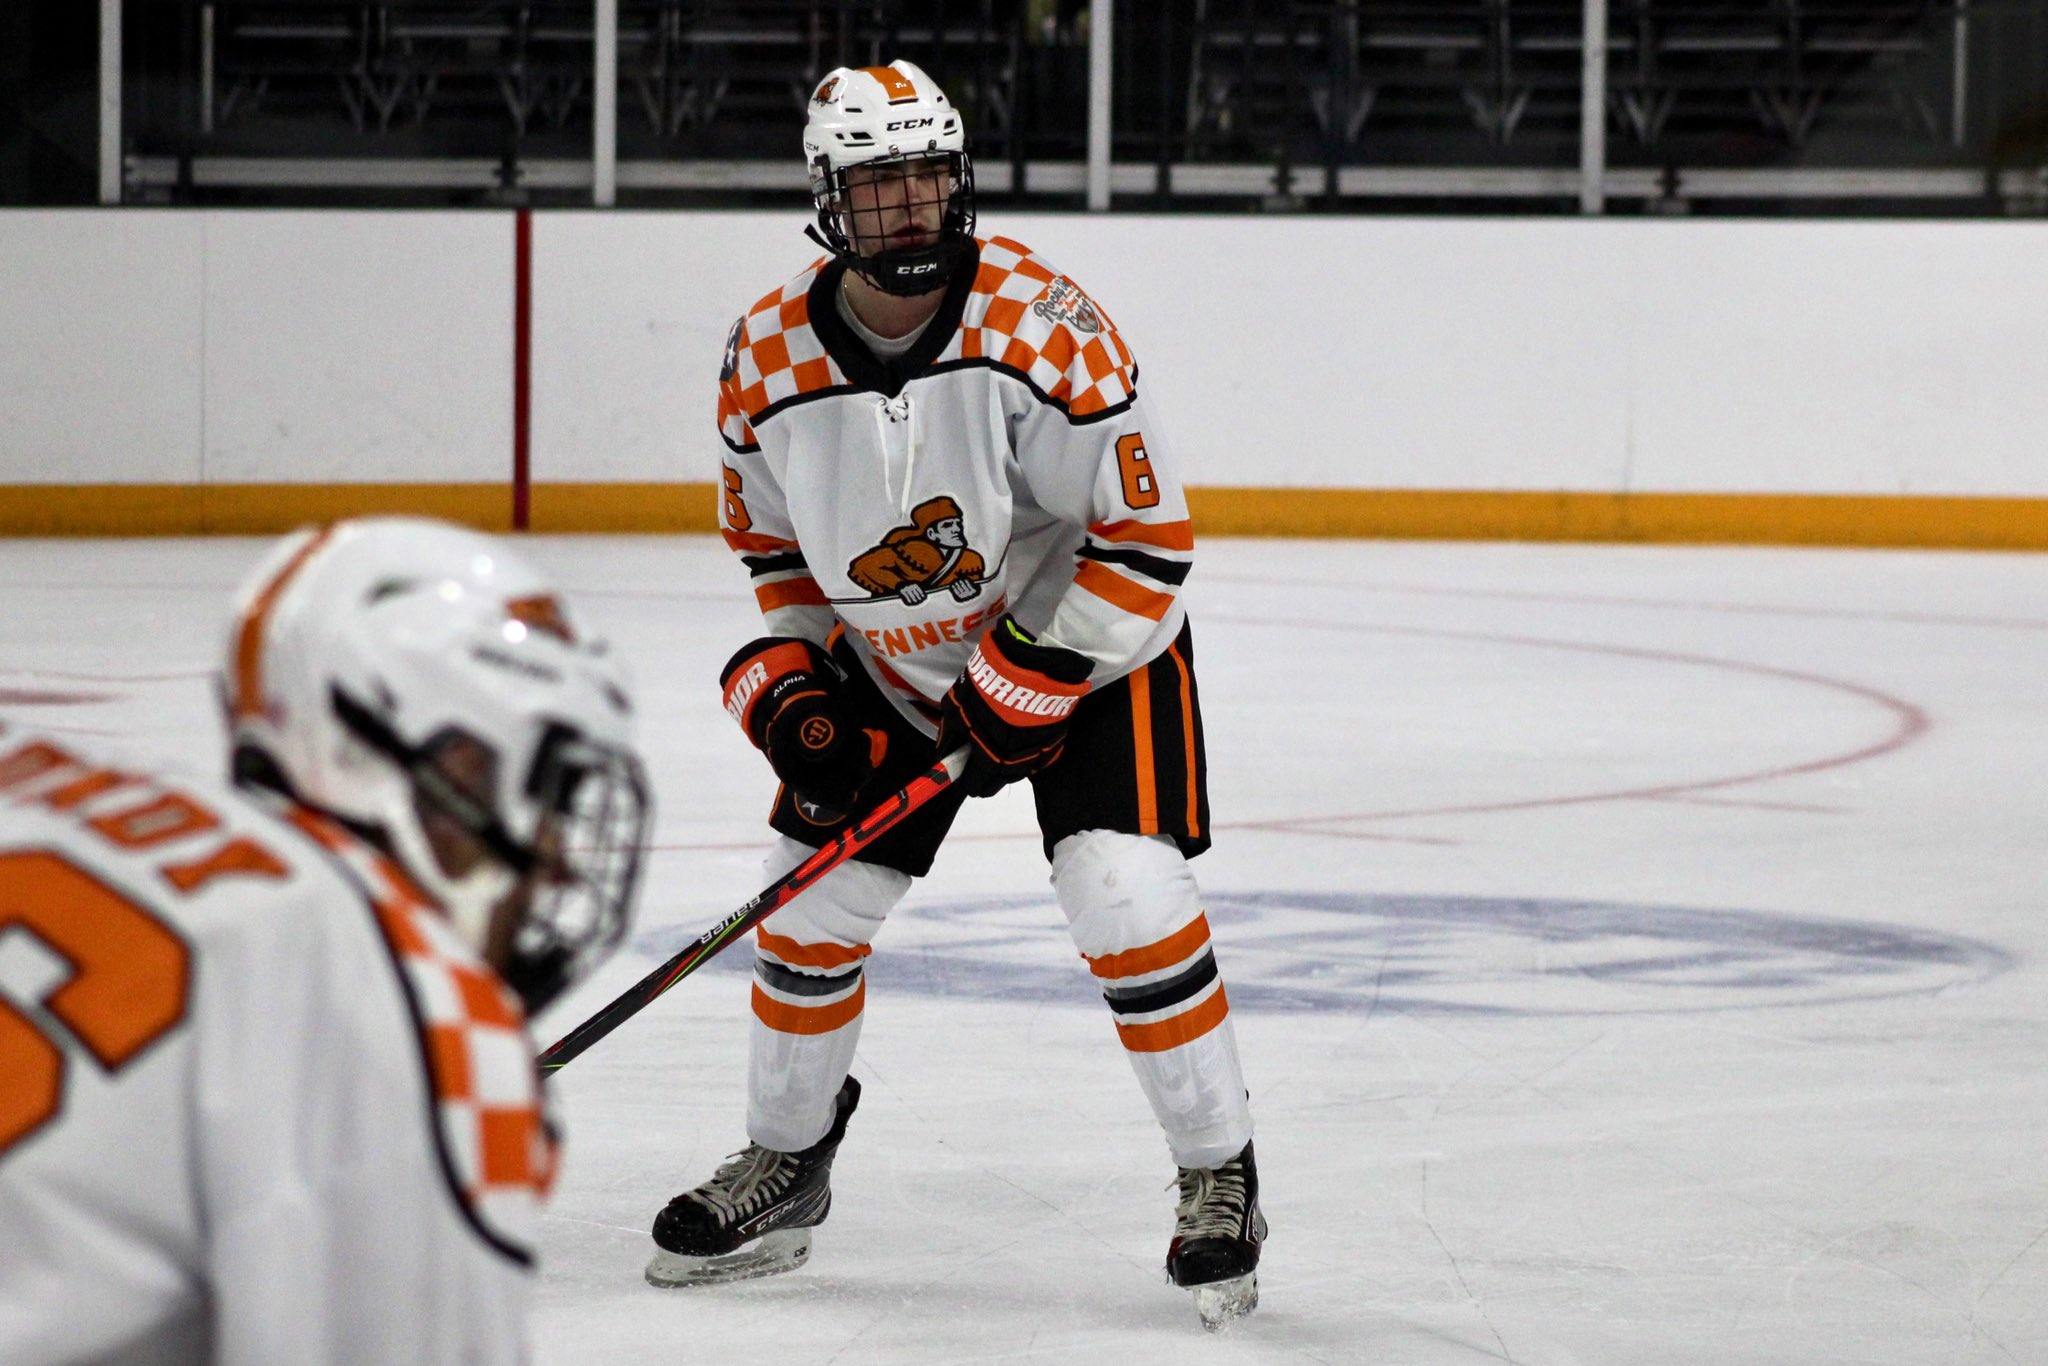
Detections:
[648, 61, 1263, 1327]
[0, 518, 649, 1363]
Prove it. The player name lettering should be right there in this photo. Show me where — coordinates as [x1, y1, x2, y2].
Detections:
[967, 649, 1079, 721]
[0, 737, 289, 896]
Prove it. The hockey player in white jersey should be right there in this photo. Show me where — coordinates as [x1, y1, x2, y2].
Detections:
[0, 518, 649, 1363]
[648, 60, 1264, 1328]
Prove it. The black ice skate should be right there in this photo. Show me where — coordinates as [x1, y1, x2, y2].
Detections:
[1165, 1140, 1267, 1330]
[645, 1076, 861, 1288]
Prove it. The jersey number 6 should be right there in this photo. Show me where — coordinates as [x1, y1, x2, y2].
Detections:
[722, 466, 754, 531]
[1116, 433, 1160, 511]
[0, 852, 191, 1159]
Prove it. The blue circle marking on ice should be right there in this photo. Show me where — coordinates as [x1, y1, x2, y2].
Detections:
[636, 891, 2011, 1017]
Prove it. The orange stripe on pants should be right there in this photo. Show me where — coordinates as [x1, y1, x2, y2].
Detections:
[1128, 663, 1157, 834]
[1114, 985, 1229, 1053]
[1167, 642, 1200, 838]
[751, 979, 866, 1035]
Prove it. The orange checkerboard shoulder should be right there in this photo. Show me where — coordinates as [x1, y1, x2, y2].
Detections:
[951, 235, 1139, 422]
[287, 808, 557, 1265]
[728, 255, 848, 426]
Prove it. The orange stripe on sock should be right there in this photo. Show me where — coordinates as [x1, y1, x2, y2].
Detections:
[756, 928, 872, 970]
[1084, 913, 1211, 981]
[751, 979, 866, 1035]
[1168, 642, 1200, 838]
[1129, 664, 1157, 834]
[1114, 984, 1229, 1053]
[1074, 560, 1175, 621]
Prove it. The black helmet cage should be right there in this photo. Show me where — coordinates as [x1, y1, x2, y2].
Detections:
[501, 724, 650, 1015]
[809, 147, 976, 296]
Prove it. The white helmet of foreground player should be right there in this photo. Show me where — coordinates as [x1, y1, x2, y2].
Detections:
[221, 517, 650, 1014]
[803, 59, 975, 296]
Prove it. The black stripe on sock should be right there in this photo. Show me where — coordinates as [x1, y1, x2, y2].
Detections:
[1102, 950, 1217, 1017]
[755, 956, 862, 998]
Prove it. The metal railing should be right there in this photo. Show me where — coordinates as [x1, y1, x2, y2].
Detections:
[101, 0, 2048, 211]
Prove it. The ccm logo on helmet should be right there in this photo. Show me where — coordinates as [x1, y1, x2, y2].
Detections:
[967, 647, 1080, 721]
[886, 117, 935, 131]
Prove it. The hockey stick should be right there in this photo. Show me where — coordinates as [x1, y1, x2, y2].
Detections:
[538, 747, 969, 1072]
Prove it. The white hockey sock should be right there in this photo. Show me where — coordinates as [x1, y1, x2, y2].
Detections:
[744, 837, 907, 1152]
[1050, 830, 1254, 1170]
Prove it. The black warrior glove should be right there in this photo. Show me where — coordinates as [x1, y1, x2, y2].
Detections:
[721, 637, 883, 816]
[937, 616, 1094, 798]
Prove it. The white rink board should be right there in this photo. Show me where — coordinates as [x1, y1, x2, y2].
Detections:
[4, 209, 2048, 495]
[528, 211, 766, 488]
[199, 211, 513, 484]
[950, 214, 2048, 494]
[1621, 220, 2048, 494]
[0, 211, 205, 485]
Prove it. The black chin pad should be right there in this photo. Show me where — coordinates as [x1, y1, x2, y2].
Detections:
[858, 235, 975, 297]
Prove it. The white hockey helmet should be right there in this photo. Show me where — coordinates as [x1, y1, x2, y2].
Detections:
[221, 517, 649, 1013]
[802, 60, 976, 296]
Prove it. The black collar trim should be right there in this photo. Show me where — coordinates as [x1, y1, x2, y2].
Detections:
[807, 242, 982, 399]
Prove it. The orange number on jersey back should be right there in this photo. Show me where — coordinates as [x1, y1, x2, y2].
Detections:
[1115, 433, 1160, 510]
[722, 466, 753, 530]
[0, 852, 191, 1159]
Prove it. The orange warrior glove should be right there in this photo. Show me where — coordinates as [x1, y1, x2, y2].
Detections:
[720, 637, 883, 816]
[937, 615, 1093, 798]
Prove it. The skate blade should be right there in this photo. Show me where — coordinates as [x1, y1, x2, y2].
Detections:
[1191, 1271, 1259, 1331]
[645, 1228, 812, 1288]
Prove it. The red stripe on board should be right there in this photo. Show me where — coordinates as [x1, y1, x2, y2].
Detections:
[513, 209, 533, 532]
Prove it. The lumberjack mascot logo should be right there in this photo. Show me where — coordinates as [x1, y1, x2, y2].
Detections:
[846, 496, 987, 607]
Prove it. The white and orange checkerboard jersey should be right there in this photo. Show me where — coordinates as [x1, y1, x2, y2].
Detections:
[0, 723, 555, 1366]
[715, 234, 1195, 727]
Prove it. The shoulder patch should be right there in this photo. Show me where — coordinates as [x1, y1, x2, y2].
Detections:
[961, 237, 1136, 421]
[1031, 275, 1103, 335]
[720, 316, 744, 382]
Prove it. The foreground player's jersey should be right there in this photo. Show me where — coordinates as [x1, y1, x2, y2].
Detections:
[716, 235, 1195, 728]
[0, 724, 554, 1365]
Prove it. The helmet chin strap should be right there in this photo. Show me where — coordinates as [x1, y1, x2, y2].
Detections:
[382, 809, 519, 955]
[807, 223, 972, 298]
[327, 683, 533, 956]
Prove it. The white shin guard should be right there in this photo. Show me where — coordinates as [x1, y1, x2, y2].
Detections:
[746, 837, 908, 1153]
[1050, 830, 1254, 1170]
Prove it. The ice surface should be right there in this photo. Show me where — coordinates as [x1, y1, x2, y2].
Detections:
[5, 534, 2046, 1364]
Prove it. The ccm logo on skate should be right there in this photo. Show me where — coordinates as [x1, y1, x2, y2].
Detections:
[967, 648, 1080, 722]
[724, 661, 770, 724]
